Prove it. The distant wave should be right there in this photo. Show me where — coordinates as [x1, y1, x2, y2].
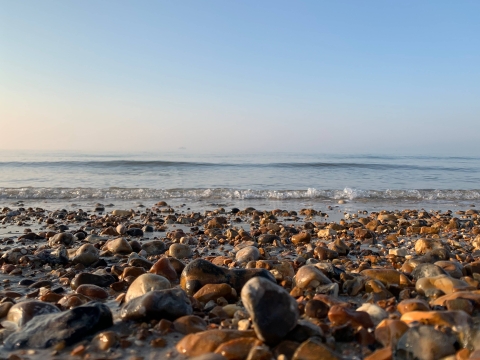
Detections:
[0, 160, 476, 172]
[1, 187, 480, 201]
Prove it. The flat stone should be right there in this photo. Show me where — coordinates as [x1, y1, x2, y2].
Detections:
[4, 302, 113, 349]
[120, 288, 192, 321]
[294, 265, 332, 289]
[173, 315, 207, 334]
[214, 337, 263, 359]
[142, 241, 166, 255]
[176, 329, 255, 357]
[416, 275, 474, 297]
[193, 283, 236, 303]
[76, 284, 109, 299]
[70, 273, 116, 290]
[360, 269, 412, 287]
[400, 310, 472, 329]
[397, 299, 430, 314]
[292, 337, 342, 360]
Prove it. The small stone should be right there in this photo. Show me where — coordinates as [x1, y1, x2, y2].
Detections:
[70, 244, 99, 266]
[149, 257, 178, 282]
[180, 259, 275, 296]
[328, 305, 374, 328]
[125, 273, 171, 303]
[397, 299, 430, 314]
[304, 299, 329, 319]
[394, 325, 456, 360]
[360, 269, 412, 287]
[292, 337, 342, 360]
[214, 337, 263, 359]
[294, 265, 332, 289]
[236, 246, 260, 264]
[176, 329, 255, 357]
[76, 284, 109, 299]
[241, 277, 299, 344]
[356, 303, 388, 327]
[169, 243, 193, 259]
[70, 273, 116, 290]
[173, 315, 207, 334]
[375, 319, 409, 347]
[150, 338, 167, 348]
[142, 241, 166, 256]
[92, 331, 119, 351]
[7, 300, 60, 328]
[4, 303, 113, 349]
[120, 288, 192, 321]
[194, 283, 236, 303]
[103, 238, 133, 254]
[291, 232, 311, 245]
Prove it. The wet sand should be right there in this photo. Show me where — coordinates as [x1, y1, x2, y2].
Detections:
[0, 200, 479, 360]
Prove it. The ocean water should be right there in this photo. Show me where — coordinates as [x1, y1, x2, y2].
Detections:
[0, 150, 479, 212]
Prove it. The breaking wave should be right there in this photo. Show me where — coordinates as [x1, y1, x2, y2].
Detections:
[1, 187, 480, 201]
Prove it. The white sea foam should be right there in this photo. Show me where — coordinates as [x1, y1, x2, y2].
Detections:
[1, 187, 479, 201]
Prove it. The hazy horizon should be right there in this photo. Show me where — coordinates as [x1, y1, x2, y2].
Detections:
[1, 1, 479, 155]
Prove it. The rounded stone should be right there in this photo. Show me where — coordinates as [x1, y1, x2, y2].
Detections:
[150, 257, 178, 282]
[235, 246, 260, 264]
[241, 276, 299, 344]
[173, 315, 207, 334]
[142, 241, 166, 256]
[294, 265, 332, 289]
[76, 284, 109, 299]
[104, 238, 132, 254]
[169, 243, 193, 259]
[393, 325, 456, 360]
[120, 288, 193, 321]
[7, 300, 61, 328]
[71, 244, 99, 266]
[125, 273, 171, 303]
[180, 259, 276, 296]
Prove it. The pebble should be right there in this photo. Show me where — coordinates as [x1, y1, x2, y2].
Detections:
[294, 265, 332, 289]
[103, 237, 133, 254]
[169, 243, 193, 259]
[70, 244, 99, 266]
[235, 246, 260, 263]
[125, 273, 171, 302]
[4, 303, 113, 349]
[120, 288, 192, 321]
[393, 325, 456, 360]
[6, 300, 60, 328]
[180, 259, 276, 296]
[241, 277, 299, 344]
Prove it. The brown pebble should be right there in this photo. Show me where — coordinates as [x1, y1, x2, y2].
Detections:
[76, 284, 109, 299]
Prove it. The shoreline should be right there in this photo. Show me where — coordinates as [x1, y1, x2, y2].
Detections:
[0, 201, 478, 359]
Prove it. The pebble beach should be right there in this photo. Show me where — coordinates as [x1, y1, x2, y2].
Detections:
[0, 198, 479, 360]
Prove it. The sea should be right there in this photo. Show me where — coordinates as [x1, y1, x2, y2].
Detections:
[1, 150, 480, 215]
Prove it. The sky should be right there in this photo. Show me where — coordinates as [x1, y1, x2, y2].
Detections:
[1, 1, 479, 155]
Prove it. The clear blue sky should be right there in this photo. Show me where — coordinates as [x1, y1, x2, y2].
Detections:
[1, 1, 479, 154]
